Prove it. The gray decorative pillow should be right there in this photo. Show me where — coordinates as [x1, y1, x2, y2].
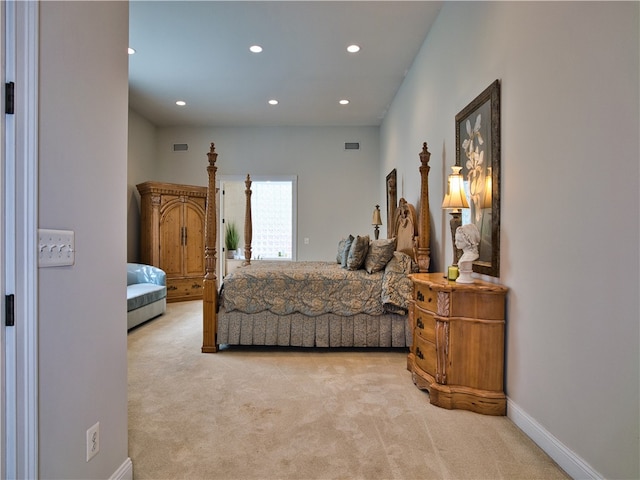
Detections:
[346, 235, 370, 270]
[340, 235, 354, 267]
[364, 238, 396, 274]
[337, 237, 349, 263]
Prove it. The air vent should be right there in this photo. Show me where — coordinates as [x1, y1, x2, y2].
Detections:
[344, 142, 360, 150]
[173, 143, 188, 152]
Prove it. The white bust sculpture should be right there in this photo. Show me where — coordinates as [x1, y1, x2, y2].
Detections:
[455, 223, 480, 284]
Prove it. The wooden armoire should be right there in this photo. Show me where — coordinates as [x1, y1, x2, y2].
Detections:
[137, 181, 207, 302]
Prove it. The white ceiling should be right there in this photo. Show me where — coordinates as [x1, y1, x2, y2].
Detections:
[128, 1, 443, 128]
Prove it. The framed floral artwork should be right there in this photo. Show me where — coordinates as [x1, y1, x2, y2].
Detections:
[456, 79, 501, 277]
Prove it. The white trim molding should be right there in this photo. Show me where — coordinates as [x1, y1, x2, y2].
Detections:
[109, 457, 133, 480]
[507, 398, 603, 480]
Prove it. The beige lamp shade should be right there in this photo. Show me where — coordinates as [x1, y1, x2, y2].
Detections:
[372, 205, 382, 225]
[442, 165, 469, 210]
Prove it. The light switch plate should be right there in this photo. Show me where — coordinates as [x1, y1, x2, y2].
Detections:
[38, 229, 75, 267]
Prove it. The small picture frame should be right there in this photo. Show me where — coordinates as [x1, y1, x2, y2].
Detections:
[385, 169, 397, 238]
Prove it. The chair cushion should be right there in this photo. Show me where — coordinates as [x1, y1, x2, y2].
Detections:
[127, 283, 167, 312]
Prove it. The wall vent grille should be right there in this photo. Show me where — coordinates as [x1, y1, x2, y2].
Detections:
[344, 142, 360, 150]
[173, 143, 188, 152]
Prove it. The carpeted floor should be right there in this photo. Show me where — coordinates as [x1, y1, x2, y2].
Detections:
[128, 300, 570, 480]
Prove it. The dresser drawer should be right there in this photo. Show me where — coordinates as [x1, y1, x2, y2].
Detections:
[167, 276, 204, 301]
[413, 334, 436, 377]
[414, 307, 435, 342]
[414, 282, 438, 312]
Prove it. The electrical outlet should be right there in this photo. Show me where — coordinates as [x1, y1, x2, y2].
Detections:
[86, 422, 100, 462]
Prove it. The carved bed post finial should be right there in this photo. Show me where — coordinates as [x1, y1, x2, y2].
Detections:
[203, 142, 218, 353]
[416, 142, 431, 272]
[205, 142, 218, 281]
[244, 174, 252, 266]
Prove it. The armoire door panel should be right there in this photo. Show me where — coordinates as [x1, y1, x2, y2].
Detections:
[184, 203, 205, 276]
[160, 205, 183, 276]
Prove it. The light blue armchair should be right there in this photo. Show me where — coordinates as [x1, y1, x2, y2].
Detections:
[127, 263, 166, 330]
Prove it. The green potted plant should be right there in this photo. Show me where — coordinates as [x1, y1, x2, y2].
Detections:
[225, 221, 240, 259]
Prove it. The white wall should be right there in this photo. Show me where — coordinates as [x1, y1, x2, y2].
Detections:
[381, 2, 639, 479]
[134, 126, 382, 261]
[39, 2, 130, 478]
[128, 108, 157, 262]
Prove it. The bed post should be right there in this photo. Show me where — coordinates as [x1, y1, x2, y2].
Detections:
[202, 143, 219, 353]
[243, 174, 252, 266]
[416, 142, 431, 272]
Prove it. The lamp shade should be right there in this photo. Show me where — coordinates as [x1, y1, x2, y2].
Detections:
[442, 165, 469, 210]
[372, 205, 382, 225]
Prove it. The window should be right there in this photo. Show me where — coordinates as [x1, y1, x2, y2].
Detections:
[219, 175, 297, 274]
[251, 181, 293, 259]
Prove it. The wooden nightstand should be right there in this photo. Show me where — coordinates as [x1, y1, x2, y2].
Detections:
[408, 273, 508, 415]
[225, 259, 243, 276]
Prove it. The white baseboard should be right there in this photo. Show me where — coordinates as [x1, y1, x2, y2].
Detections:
[507, 398, 602, 480]
[110, 457, 133, 480]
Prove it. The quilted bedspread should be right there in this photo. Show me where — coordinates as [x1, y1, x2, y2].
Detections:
[221, 258, 413, 317]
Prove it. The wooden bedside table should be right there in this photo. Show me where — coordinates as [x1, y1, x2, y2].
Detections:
[408, 273, 508, 415]
[225, 259, 243, 276]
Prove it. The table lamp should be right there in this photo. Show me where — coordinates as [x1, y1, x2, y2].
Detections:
[442, 165, 469, 279]
[372, 205, 382, 240]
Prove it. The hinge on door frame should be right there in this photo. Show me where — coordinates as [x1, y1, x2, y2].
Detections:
[5, 294, 15, 326]
[5, 82, 15, 114]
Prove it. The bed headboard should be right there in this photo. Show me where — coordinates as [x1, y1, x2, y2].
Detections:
[383, 142, 431, 270]
[394, 198, 418, 261]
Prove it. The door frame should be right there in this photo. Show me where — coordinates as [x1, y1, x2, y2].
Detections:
[2, 1, 39, 478]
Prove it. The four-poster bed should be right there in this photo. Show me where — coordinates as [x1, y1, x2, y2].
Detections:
[202, 142, 432, 353]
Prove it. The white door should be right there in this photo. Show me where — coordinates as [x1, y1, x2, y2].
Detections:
[2, 2, 39, 478]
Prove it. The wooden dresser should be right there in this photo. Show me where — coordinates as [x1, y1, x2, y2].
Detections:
[137, 181, 207, 302]
[408, 273, 508, 415]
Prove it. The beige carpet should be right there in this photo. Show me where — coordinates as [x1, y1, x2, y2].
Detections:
[128, 300, 569, 480]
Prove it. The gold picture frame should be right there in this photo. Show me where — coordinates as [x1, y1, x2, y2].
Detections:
[456, 79, 501, 277]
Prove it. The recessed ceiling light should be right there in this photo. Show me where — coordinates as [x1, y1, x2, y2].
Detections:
[128, 47, 136, 55]
[176, 100, 186, 106]
[347, 44, 360, 53]
[339, 99, 350, 105]
[268, 99, 278, 105]
[250, 45, 263, 53]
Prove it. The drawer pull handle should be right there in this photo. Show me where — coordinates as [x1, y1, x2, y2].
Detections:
[192, 283, 202, 289]
[417, 291, 424, 302]
[167, 285, 177, 291]
[416, 347, 424, 360]
[417, 317, 424, 329]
